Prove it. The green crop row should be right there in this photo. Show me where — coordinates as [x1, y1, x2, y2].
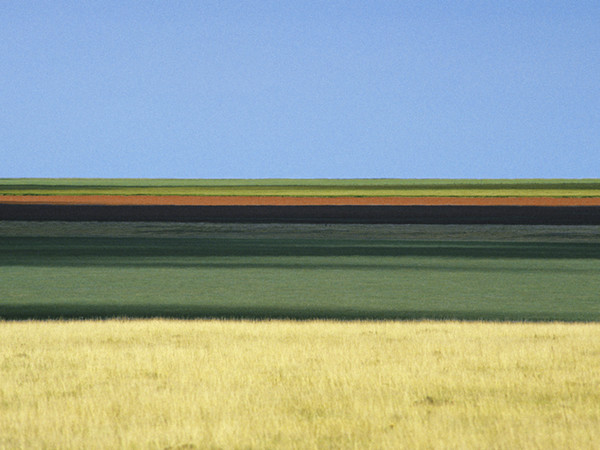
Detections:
[1, 178, 600, 197]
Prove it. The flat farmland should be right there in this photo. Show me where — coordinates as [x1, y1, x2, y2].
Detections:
[1, 222, 599, 321]
[2, 177, 600, 197]
[3, 178, 600, 224]
[2, 179, 600, 448]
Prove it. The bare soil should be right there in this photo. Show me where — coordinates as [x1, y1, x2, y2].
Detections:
[3, 195, 600, 206]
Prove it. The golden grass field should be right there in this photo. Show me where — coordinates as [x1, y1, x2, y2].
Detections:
[1, 320, 600, 449]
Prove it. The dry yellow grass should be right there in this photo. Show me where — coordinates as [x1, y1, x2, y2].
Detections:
[1, 320, 599, 449]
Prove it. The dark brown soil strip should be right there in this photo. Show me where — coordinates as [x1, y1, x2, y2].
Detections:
[2, 204, 600, 225]
[0, 303, 591, 322]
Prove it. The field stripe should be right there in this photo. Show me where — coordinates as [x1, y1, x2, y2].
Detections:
[3, 195, 600, 206]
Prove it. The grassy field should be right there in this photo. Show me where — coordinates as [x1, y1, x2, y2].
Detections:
[2, 178, 600, 197]
[2, 221, 599, 448]
[1, 319, 599, 449]
[1, 223, 599, 321]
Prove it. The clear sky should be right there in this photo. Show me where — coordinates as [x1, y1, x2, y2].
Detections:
[2, 1, 599, 179]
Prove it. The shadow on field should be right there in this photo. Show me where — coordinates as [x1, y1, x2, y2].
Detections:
[2, 237, 600, 262]
[1, 260, 598, 274]
[0, 303, 596, 322]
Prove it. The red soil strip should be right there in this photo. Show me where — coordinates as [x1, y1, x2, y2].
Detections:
[2, 195, 600, 206]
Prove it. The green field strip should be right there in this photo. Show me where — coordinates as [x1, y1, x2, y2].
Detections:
[3, 222, 600, 242]
[2, 235, 599, 321]
[2, 178, 600, 197]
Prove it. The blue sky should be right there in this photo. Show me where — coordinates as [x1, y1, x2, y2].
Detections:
[2, 1, 599, 179]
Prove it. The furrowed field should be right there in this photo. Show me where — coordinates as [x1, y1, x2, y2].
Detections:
[1, 320, 600, 449]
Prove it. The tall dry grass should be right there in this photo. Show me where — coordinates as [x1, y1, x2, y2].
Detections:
[1, 320, 599, 449]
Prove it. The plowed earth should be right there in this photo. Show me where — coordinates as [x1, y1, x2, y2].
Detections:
[3, 195, 600, 206]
